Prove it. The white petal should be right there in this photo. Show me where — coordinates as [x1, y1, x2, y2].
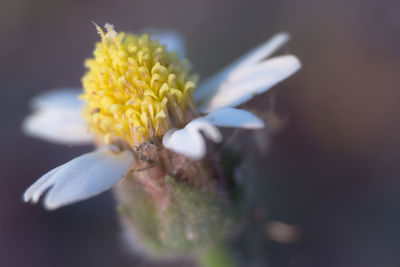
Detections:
[146, 30, 186, 59]
[24, 88, 92, 145]
[31, 88, 83, 111]
[23, 146, 134, 210]
[23, 165, 64, 203]
[204, 107, 264, 129]
[22, 108, 92, 145]
[230, 32, 290, 69]
[162, 119, 222, 160]
[198, 55, 301, 113]
[194, 32, 290, 106]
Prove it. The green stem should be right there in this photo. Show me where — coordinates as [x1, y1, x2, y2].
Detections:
[196, 243, 237, 267]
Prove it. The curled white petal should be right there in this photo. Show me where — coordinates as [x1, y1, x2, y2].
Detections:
[146, 29, 186, 59]
[162, 119, 222, 160]
[198, 55, 301, 113]
[23, 146, 134, 210]
[195, 32, 291, 107]
[204, 107, 265, 129]
[22, 109, 92, 145]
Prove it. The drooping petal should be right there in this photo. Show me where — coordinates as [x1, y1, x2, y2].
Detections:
[198, 55, 301, 113]
[162, 119, 222, 160]
[145, 29, 186, 59]
[204, 107, 265, 129]
[22, 109, 92, 145]
[23, 146, 134, 210]
[194, 32, 291, 107]
[30, 88, 83, 111]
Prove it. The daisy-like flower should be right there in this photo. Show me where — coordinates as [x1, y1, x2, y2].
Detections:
[23, 24, 300, 211]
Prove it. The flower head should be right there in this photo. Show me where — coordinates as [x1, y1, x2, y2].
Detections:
[22, 24, 301, 258]
[23, 24, 301, 210]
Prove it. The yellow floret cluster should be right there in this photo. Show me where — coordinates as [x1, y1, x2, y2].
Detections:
[81, 24, 198, 147]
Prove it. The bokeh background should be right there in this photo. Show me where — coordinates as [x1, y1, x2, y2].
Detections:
[1, 0, 400, 266]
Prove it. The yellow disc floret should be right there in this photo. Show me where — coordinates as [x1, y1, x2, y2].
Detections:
[81, 24, 198, 147]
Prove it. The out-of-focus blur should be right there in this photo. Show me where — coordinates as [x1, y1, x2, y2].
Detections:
[1, 0, 400, 266]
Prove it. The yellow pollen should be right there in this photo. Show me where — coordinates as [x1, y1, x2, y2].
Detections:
[81, 24, 198, 147]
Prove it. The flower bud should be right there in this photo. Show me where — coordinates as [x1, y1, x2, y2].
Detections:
[113, 142, 234, 258]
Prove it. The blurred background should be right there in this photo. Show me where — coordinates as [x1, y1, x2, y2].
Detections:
[1, 0, 400, 266]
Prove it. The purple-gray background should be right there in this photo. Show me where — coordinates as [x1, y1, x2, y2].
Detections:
[1, 0, 400, 266]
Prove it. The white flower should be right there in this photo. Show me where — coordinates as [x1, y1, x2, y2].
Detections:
[23, 30, 301, 210]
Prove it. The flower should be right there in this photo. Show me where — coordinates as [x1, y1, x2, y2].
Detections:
[23, 24, 301, 210]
